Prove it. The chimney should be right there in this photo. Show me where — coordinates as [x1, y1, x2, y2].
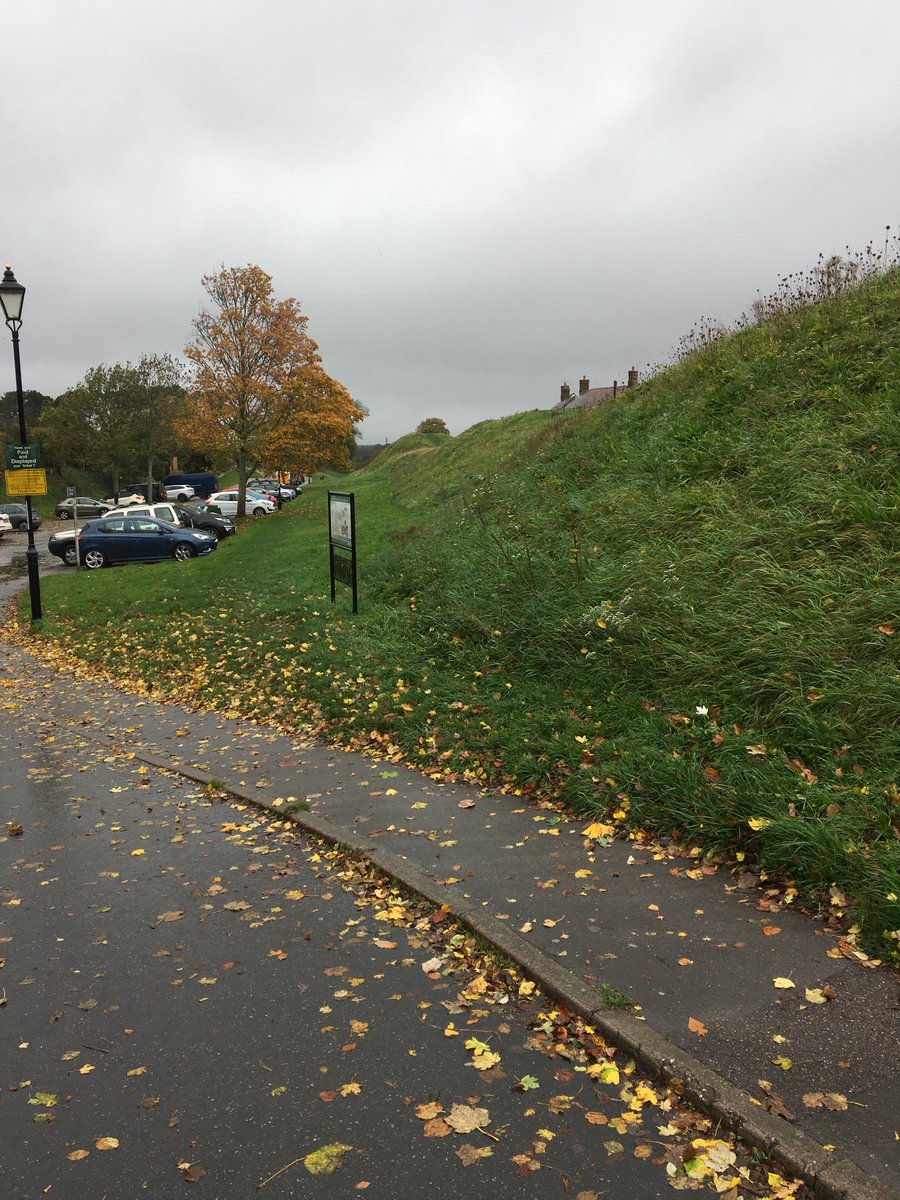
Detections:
[579, 376, 589, 395]
[628, 367, 639, 389]
[560, 382, 571, 404]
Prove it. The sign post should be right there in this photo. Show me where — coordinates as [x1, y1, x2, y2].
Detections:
[66, 487, 81, 568]
[1, 266, 43, 621]
[328, 491, 357, 613]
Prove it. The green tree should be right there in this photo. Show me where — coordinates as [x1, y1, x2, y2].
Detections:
[1, 389, 52, 444]
[38, 359, 185, 492]
[416, 417, 450, 435]
[130, 354, 188, 492]
[40, 364, 145, 492]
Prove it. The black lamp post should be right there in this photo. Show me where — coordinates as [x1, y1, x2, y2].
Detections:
[0, 264, 42, 621]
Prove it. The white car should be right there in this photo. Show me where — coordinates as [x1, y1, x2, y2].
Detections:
[0, 513, 12, 537]
[207, 490, 276, 516]
[104, 492, 144, 507]
[163, 483, 196, 501]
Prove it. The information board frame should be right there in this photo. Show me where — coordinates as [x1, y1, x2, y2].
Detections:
[328, 491, 358, 613]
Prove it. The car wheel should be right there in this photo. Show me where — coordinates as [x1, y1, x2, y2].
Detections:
[62, 544, 79, 566]
[58, 508, 71, 520]
[173, 542, 195, 561]
[83, 548, 106, 570]
[176, 492, 188, 501]
[252, 506, 266, 516]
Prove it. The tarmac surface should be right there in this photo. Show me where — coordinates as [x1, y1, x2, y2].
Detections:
[1, 551, 898, 1198]
[5, 692, 728, 1199]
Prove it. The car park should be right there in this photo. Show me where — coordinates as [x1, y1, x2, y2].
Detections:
[55, 496, 111, 520]
[48, 500, 236, 565]
[206, 490, 276, 516]
[0, 502, 41, 531]
[109, 500, 235, 540]
[76, 515, 217, 569]
[241, 481, 281, 507]
[248, 479, 298, 501]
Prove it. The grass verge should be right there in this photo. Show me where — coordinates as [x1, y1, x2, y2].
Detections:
[15, 270, 900, 960]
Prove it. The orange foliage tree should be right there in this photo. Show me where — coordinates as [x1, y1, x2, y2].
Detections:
[182, 264, 358, 512]
[265, 366, 364, 476]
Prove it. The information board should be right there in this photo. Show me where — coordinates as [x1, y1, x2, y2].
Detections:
[328, 491, 357, 613]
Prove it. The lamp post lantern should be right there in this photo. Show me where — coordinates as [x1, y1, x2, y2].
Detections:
[0, 264, 42, 621]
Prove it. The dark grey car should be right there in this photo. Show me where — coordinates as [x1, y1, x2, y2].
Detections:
[55, 496, 111, 520]
[0, 502, 41, 531]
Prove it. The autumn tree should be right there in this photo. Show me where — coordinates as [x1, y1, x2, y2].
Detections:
[265, 368, 365, 476]
[182, 265, 321, 515]
[416, 417, 449, 435]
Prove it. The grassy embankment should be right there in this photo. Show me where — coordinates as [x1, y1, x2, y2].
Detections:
[21, 270, 900, 958]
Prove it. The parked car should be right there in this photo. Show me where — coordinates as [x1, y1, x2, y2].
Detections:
[114, 482, 164, 502]
[55, 496, 111, 520]
[104, 492, 144, 507]
[0, 502, 41, 531]
[48, 500, 237, 565]
[172, 504, 235, 541]
[248, 479, 297, 501]
[105, 502, 186, 524]
[163, 483, 196, 501]
[76, 515, 217, 569]
[0, 513, 12, 538]
[206, 490, 276, 517]
[163, 471, 218, 499]
[47, 530, 81, 565]
[241, 481, 281, 507]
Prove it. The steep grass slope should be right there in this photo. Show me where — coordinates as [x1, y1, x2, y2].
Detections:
[24, 269, 900, 956]
[360, 269, 900, 955]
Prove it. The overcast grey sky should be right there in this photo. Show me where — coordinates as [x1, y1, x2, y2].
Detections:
[4, 1, 899, 443]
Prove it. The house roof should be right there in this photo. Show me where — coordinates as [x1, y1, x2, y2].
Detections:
[552, 385, 618, 413]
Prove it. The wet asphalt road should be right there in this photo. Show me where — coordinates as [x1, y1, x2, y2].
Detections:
[1, 691, 778, 1200]
[0, 522, 69, 595]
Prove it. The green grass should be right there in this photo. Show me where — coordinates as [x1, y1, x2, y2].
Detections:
[20, 269, 900, 959]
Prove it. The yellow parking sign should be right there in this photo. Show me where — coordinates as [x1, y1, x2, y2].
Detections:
[4, 468, 47, 495]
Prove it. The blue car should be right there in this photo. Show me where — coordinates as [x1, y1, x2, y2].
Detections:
[77, 515, 218, 569]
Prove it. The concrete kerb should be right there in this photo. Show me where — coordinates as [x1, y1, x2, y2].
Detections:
[129, 747, 899, 1200]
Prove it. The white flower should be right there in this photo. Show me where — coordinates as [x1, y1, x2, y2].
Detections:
[695, 705, 709, 716]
